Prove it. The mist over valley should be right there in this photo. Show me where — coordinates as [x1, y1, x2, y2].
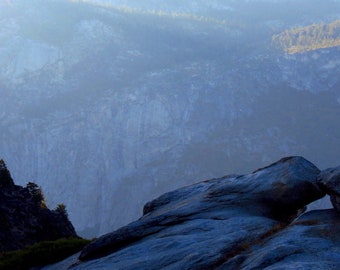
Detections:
[0, 0, 339, 237]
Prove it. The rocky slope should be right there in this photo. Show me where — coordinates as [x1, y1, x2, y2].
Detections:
[0, 0, 339, 236]
[43, 156, 339, 269]
[0, 160, 77, 252]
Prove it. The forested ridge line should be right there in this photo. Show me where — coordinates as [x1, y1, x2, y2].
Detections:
[273, 20, 340, 54]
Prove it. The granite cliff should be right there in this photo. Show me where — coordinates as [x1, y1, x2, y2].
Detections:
[44, 156, 340, 269]
[1, 0, 339, 237]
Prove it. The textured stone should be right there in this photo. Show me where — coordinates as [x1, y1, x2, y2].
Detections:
[72, 156, 324, 269]
[317, 166, 340, 211]
[233, 209, 340, 270]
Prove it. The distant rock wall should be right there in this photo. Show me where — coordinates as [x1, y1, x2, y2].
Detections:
[1, 0, 339, 238]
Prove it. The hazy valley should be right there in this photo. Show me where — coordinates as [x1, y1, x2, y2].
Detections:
[0, 0, 339, 237]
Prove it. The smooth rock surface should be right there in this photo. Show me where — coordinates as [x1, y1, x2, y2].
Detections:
[233, 209, 340, 270]
[52, 156, 326, 269]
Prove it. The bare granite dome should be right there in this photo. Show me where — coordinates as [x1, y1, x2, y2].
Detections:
[44, 157, 339, 270]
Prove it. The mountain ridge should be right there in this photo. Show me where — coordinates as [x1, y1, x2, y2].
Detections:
[273, 19, 340, 54]
[0, 0, 339, 237]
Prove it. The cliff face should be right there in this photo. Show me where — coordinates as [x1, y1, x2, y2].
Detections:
[0, 160, 77, 252]
[1, 0, 339, 237]
[44, 157, 340, 270]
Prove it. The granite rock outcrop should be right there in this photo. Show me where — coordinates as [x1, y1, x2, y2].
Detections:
[44, 156, 340, 269]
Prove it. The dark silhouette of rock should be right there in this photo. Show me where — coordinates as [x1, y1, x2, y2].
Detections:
[0, 159, 14, 188]
[0, 160, 78, 252]
[69, 156, 328, 269]
[317, 166, 340, 211]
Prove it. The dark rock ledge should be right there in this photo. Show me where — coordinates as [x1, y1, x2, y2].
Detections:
[46, 157, 339, 270]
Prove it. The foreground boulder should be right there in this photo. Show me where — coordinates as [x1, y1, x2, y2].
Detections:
[0, 160, 78, 252]
[45, 156, 328, 269]
[43, 156, 339, 269]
